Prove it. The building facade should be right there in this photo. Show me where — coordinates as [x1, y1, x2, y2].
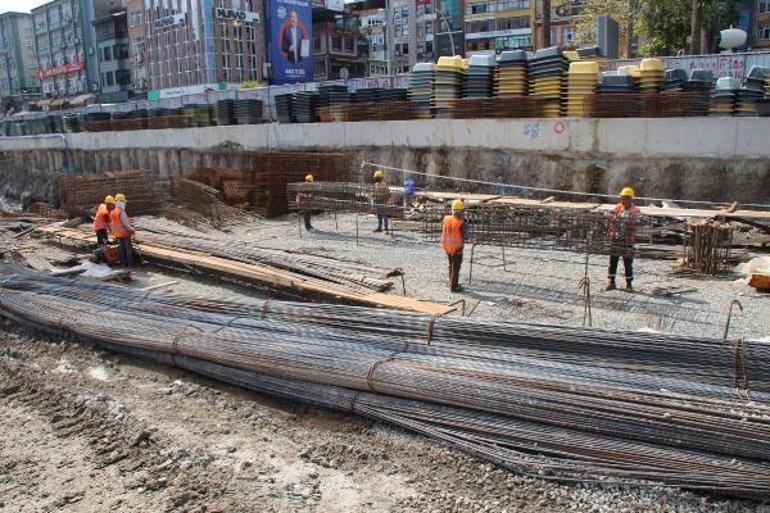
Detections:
[533, 0, 582, 50]
[93, 10, 131, 101]
[756, 0, 770, 48]
[464, 0, 533, 54]
[126, 0, 147, 93]
[31, 0, 99, 98]
[433, 0, 464, 56]
[312, 7, 366, 81]
[0, 12, 38, 99]
[357, 4, 387, 75]
[141, 0, 266, 92]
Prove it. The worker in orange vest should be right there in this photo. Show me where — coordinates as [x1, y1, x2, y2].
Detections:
[607, 187, 643, 291]
[93, 195, 115, 247]
[372, 169, 392, 233]
[110, 193, 136, 268]
[441, 199, 468, 293]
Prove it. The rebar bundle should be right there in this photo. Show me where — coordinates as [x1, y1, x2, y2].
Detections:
[1, 269, 770, 497]
[287, 182, 404, 216]
[421, 204, 661, 257]
[56, 170, 170, 216]
[683, 220, 733, 275]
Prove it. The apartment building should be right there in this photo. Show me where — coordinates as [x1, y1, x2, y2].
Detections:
[93, 10, 131, 101]
[0, 12, 38, 99]
[433, 0, 464, 56]
[31, 0, 99, 97]
[312, 5, 367, 81]
[464, 0, 534, 54]
[141, 0, 266, 92]
[357, 3, 387, 75]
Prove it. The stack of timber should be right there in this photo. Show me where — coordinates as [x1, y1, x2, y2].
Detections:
[36, 222, 453, 316]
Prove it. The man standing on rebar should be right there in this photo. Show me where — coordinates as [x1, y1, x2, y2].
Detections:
[606, 187, 642, 291]
[110, 193, 136, 268]
[297, 174, 315, 231]
[93, 195, 115, 248]
[442, 199, 468, 293]
[373, 169, 392, 233]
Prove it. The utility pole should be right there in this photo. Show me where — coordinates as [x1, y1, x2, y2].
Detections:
[542, 0, 551, 48]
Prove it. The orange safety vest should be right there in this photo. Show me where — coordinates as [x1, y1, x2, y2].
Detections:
[609, 202, 641, 243]
[93, 203, 111, 232]
[110, 206, 131, 238]
[441, 215, 465, 255]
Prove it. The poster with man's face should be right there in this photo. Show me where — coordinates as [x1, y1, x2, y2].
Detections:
[269, 0, 313, 84]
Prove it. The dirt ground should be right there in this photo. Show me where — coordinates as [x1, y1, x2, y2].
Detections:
[1, 212, 768, 512]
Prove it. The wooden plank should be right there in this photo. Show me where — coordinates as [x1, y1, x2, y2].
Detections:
[37, 225, 456, 316]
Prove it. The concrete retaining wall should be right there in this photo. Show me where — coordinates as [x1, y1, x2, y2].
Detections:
[1, 118, 769, 205]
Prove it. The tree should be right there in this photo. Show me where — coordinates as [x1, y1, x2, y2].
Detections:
[571, 0, 644, 58]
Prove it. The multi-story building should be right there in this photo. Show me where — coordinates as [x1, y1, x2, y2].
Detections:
[126, 0, 147, 94]
[433, 0, 464, 56]
[93, 10, 131, 101]
[141, 0, 266, 92]
[464, 0, 534, 54]
[0, 12, 38, 100]
[755, 0, 770, 48]
[356, 2, 387, 75]
[31, 0, 99, 98]
[533, 0, 583, 49]
[312, 6, 367, 81]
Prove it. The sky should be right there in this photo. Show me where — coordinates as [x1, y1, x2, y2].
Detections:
[0, 0, 51, 14]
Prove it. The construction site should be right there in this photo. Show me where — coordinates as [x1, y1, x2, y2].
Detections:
[1, 113, 770, 513]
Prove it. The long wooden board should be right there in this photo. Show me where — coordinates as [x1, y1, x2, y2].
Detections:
[37, 225, 456, 316]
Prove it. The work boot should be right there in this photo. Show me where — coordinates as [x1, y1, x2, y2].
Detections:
[454, 285, 465, 292]
[605, 281, 616, 291]
[373, 228, 382, 233]
[626, 281, 634, 291]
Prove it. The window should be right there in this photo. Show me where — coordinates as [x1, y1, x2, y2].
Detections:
[114, 44, 129, 59]
[497, 0, 529, 10]
[314, 58, 327, 77]
[466, 20, 493, 33]
[760, 0, 770, 13]
[314, 36, 321, 51]
[331, 36, 342, 51]
[129, 11, 144, 27]
[759, 25, 770, 39]
[116, 69, 131, 85]
[563, 26, 575, 42]
[425, 22, 433, 35]
[343, 37, 354, 52]
[497, 17, 529, 30]
[106, 71, 114, 86]
[103, 46, 112, 61]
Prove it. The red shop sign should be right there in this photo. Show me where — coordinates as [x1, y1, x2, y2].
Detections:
[37, 61, 85, 79]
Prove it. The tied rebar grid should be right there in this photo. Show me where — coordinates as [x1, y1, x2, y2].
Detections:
[55, 170, 170, 216]
[581, 92, 712, 118]
[421, 204, 670, 258]
[2, 269, 770, 497]
[683, 221, 733, 275]
[287, 182, 404, 216]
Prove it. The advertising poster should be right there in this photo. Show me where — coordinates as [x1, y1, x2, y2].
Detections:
[268, 0, 313, 84]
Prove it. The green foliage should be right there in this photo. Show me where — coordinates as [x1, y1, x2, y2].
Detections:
[637, 0, 691, 56]
[240, 80, 259, 90]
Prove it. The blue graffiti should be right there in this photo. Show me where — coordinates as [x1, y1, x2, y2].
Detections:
[523, 122, 541, 139]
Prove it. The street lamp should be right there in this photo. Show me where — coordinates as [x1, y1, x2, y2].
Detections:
[434, 8, 456, 57]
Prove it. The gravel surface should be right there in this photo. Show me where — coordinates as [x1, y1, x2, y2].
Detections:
[1, 213, 769, 512]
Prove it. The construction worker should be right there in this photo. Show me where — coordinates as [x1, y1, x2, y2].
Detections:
[441, 199, 468, 293]
[372, 169, 392, 233]
[110, 193, 136, 268]
[93, 195, 115, 247]
[297, 174, 315, 231]
[606, 186, 643, 291]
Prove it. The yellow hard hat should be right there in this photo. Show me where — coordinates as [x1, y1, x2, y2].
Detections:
[619, 187, 634, 198]
[115, 193, 127, 203]
[104, 195, 115, 205]
[373, 170, 385, 180]
[451, 199, 465, 211]
[305, 174, 314, 182]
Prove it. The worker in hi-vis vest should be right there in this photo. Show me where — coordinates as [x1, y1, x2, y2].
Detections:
[607, 186, 643, 291]
[110, 193, 136, 268]
[93, 195, 115, 247]
[441, 199, 468, 293]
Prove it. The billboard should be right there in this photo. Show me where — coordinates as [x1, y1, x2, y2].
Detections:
[267, 0, 313, 85]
